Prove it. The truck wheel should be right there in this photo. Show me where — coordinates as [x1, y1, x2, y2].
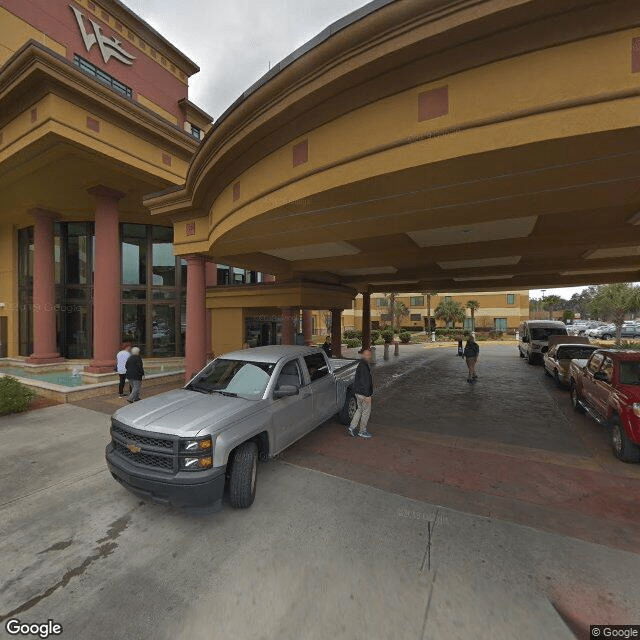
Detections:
[527, 352, 536, 365]
[570, 383, 584, 413]
[229, 441, 258, 508]
[554, 370, 562, 387]
[519, 348, 525, 358]
[611, 418, 640, 463]
[338, 389, 357, 426]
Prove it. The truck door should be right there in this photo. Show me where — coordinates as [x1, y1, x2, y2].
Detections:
[583, 352, 604, 409]
[591, 355, 614, 418]
[271, 358, 313, 451]
[303, 352, 337, 424]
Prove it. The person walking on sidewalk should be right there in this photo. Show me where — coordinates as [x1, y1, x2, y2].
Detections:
[463, 335, 480, 383]
[348, 348, 374, 439]
[116, 343, 131, 397]
[125, 346, 145, 402]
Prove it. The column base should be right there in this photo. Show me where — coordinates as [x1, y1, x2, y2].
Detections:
[26, 353, 64, 364]
[85, 360, 116, 374]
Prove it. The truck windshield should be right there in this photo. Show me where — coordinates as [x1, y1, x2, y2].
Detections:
[530, 327, 567, 341]
[187, 359, 275, 398]
[557, 346, 597, 360]
[619, 361, 640, 385]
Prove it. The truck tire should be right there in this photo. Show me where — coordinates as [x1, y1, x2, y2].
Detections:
[570, 383, 584, 413]
[527, 352, 536, 365]
[229, 441, 258, 508]
[519, 348, 525, 358]
[611, 417, 640, 463]
[338, 389, 357, 426]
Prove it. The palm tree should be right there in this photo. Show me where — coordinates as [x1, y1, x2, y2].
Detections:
[465, 300, 480, 332]
[589, 283, 640, 343]
[386, 292, 397, 333]
[435, 300, 465, 329]
[542, 294, 563, 320]
[393, 300, 410, 332]
[424, 291, 438, 332]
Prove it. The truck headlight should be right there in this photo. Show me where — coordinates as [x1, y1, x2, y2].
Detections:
[633, 403, 640, 418]
[180, 437, 212, 452]
[180, 456, 213, 470]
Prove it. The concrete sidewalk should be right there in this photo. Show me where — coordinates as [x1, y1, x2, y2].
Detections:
[1, 403, 639, 639]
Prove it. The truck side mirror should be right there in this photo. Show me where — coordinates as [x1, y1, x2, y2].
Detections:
[522, 336, 529, 343]
[273, 385, 299, 399]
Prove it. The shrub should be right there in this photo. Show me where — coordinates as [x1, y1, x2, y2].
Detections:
[370, 329, 381, 344]
[0, 376, 37, 415]
[343, 329, 362, 340]
[381, 329, 394, 344]
[434, 328, 471, 340]
[399, 331, 412, 344]
[345, 338, 362, 348]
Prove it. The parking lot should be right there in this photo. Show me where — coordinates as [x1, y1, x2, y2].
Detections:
[2, 344, 640, 639]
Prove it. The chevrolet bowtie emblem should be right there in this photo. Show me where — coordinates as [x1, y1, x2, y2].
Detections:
[70, 4, 136, 66]
[127, 443, 141, 454]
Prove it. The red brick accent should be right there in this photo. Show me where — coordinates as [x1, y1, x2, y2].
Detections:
[101, 10, 109, 21]
[418, 86, 449, 121]
[162, 153, 172, 166]
[632, 37, 640, 73]
[30, 107, 37, 123]
[185, 222, 196, 236]
[292, 139, 309, 167]
[233, 182, 241, 201]
[86, 116, 100, 132]
[87, 1, 95, 10]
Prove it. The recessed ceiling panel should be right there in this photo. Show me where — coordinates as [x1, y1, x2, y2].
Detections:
[453, 275, 514, 281]
[438, 256, 521, 270]
[407, 216, 537, 248]
[264, 241, 360, 261]
[584, 246, 640, 259]
[560, 267, 639, 276]
[337, 266, 397, 276]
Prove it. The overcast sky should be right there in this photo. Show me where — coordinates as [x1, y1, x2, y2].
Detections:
[125, 0, 370, 118]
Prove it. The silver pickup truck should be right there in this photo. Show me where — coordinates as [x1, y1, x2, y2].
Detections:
[106, 346, 359, 509]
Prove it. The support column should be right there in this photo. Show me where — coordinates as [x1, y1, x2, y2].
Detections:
[331, 308, 342, 358]
[362, 291, 371, 350]
[86, 187, 123, 373]
[27, 209, 63, 363]
[185, 254, 207, 382]
[302, 309, 313, 346]
[282, 308, 295, 345]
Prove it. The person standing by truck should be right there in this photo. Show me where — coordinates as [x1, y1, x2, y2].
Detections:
[116, 343, 131, 397]
[463, 335, 480, 383]
[125, 346, 145, 402]
[348, 348, 374, 439]
[321, 335, 333, 358]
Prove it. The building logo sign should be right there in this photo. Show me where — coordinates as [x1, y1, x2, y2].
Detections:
[70, 4, 136, 66]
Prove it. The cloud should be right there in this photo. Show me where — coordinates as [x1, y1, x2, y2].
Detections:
[124, 0, 369, 119]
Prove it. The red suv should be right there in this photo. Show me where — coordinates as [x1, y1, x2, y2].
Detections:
[569, 350, 640, 462]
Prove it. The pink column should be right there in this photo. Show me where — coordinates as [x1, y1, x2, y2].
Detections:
[86, 186, 123, 373]
[27, 209, 63, 363]
[302, 310, 313, 345]
[282, 308, 295, 345]
[185, 254, 207, 382]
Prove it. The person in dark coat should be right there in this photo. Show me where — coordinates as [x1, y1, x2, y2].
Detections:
[125, 346, 145, 402]
[463, 336, 480, 383]
[321, 336, 333, 358]
[348, 348, 374, 439]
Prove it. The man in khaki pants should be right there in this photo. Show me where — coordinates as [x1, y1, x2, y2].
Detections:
[348, 348, 374, 439]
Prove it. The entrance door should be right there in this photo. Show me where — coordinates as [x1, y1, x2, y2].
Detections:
[0, 317, 7, 357]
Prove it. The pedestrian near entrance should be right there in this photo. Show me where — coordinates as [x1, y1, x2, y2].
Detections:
[125, 346, 145, 402]
[116, 343, 131, 397]
[463, 335, 480, 383]
[322, 335, 333, 358]
[348, 348, 374, 439]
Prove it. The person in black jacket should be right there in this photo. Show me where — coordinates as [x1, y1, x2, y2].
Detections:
[348, 349, 374, 439]
[125, 346, 145, 402]
[463, 336, 480, 383]
[321, 336, 333, 358]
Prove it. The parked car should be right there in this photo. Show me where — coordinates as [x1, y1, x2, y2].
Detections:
[518, 320, 568, 364]
[106, 346, 360, 509]
[590, 324, 616, 340]
[620, 324, 640, 340]
[569, 350, 640, 462]
[543, 337, 598, 386]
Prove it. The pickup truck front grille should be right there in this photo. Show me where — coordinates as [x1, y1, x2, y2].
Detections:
[113, 440, 175, 471]
[110, 419, 177, 473]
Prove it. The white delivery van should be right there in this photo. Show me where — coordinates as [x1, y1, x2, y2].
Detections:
[518, 320, 568, 365]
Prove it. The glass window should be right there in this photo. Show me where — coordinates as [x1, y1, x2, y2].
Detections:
[556, 346, 597, 360]
[410, 296, 424, 307]
[376, 298, 389, 307]
[186, 358, 275, 399]
[66, 231, 90, 285]
[152, 226, 175, 286]
[619, 361, 640, 385]
[601, 357, 614, 383]
[530, 327, 567, 340]
[410, 313, 422, 321]
[464, 318, 474, 330]
[122, 224, 147, 285]
[276, 360, 302, 389]
[507, 294, 516, 305]
[217, 266, 231, 285]
[18, 227, 34, 286]
[190, 124, 202, 140]
[74, 55, 133, 98]
[304, 353, 329, 382]
[587, 352, 604, 374]
[122, 304, 146, 349]
[494, 318, 508, 332]
[151, 305, 175, 357]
